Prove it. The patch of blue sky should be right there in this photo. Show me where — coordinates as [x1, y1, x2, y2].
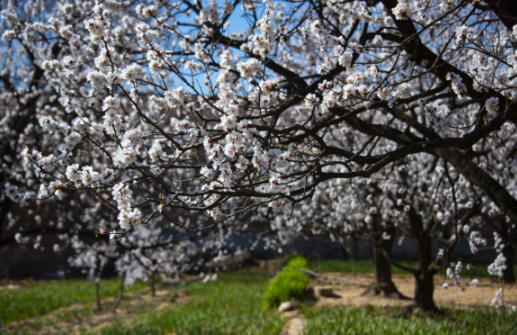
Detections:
[162, 0, 261, 95]
[162, 0, 318, 95]
[0, 0, 59, 92]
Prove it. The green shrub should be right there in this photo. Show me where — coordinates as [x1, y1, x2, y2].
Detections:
[263, 255, 311, 309]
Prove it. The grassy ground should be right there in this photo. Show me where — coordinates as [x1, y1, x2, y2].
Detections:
[98, 272, 283, 335]
[0, 278, 147, 325]
[309, 259, 513, 279]
[302, 304, 516, 334]
[2, 260, 515, 334]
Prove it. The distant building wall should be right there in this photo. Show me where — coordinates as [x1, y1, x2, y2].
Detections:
[1, 232, 508, 279]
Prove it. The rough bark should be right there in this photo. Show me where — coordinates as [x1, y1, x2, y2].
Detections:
[502, 245, 516, 284]
[339, 237, 356, 274]
[412, 269, 438, 312]
[366, 237, 406, 298]
[95, 282, 103, 311]
[407, 207, 439, 313]
[485, 0, 517, 32]
[0, 200, 10, 242]
[436, 148, 517, 224]
[365, 224, 407, 299]
[112, 273, 126, 313]
[150, 272, 156, 297]
[345, 111, 517, 225]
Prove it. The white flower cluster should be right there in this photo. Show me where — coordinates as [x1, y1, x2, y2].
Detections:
[237, 59, 261, 80]
[135, 23, 159, 43]
[5, 185, 26, 204]
[394, 83, 413, 99]
[268, 198, 286, 210]
[305, 93, 319, 107]
[79, 165, 104, 187]
[14, 232, 30, 244]
[492, 287, 504, 307]
[164, 87, 185, 110]
[485, 97, 499, 115]
[222, 131, 246, 158]
[342, 72, 371, 100]
[455, 25, 469, 43]
[494, 232, 505, 253]
[112, 183, 142, 230]
[86, 70, 107, 89]
[149, 140, 164, 161]
[241, 2, 277, 58]
[468, 231, 486, 253]
[121, 63, 144, 82]
[58, 131, 82, 154]
[25, 148, 58, 178]
[135, 4, 158, 19]
[488, 253, 507, 278]
[1, 29, 16, 41]
[418, 99, 452, 128]
[310, 20, 342, 47]
[208, 207, 222, 220]
[95, 47, 123, 71]
[114, 147, 137, 168]
[392, 0, 412, 20]
[507, 50, 517, 72]
[199, 1, 219, 25]
[38, 115, 70, 134]
[439, 0, 456, 13]
[85, 17, 109, 44]
[446, 72, 467, 99]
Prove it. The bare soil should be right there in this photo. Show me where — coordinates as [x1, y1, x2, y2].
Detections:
[310, 273, 517, 309]
[279, 310, 306, 335]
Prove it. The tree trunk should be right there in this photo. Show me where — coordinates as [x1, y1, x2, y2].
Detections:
[365, 225, 407, 299]
[112, 273, 126, 313]
[95, 282, 103, 311]
[340, 239, 356, 275]
[413, 269, 438, 312]
[150, 272, 156, 297]
[407, 206, 440, 313]
[502, 245, 516, 284]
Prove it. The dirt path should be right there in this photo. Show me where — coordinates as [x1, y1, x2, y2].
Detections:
[7, 285, 189, 335]
[279, 310, 306, 335]
[311, 273, 517, 309]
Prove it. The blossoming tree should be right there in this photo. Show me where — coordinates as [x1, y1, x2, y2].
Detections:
[2, 0, 517, 313]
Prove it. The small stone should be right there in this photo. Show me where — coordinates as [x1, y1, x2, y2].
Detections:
[314, 286, 333, 297]
[278, 300, 297, 312]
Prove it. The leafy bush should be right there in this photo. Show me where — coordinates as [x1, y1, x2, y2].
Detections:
[263, 255, 311, 309]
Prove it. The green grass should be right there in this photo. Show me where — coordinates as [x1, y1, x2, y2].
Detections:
[2, 269, 514, 335]
[309, 260, 515, 279]
[263, 255, 311, 308]
[98, 272, 283, 335]
[0, 278, 148, 325]
[303, 304, 516, 334]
